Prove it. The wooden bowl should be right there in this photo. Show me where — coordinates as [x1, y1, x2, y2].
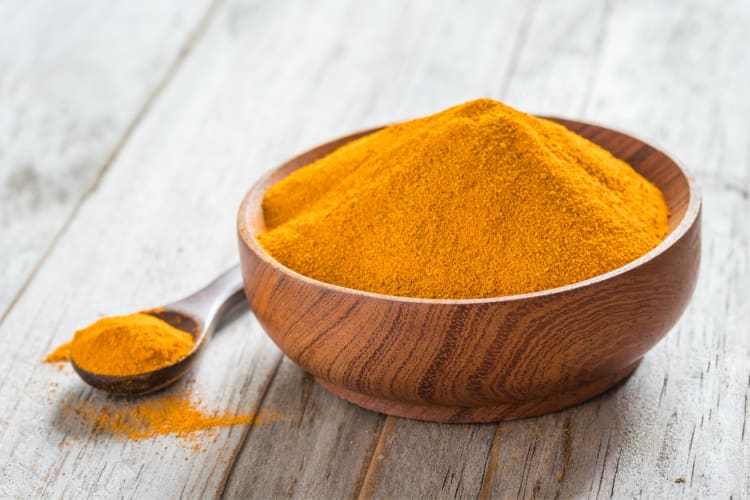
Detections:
[237, 119, 701, 423]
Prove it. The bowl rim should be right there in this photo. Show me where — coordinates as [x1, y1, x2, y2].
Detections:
[237, 118, 702, 305]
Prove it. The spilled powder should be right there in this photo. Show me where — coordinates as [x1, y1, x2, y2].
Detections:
[54, 390, 286, 442]
[44, 349, 287, 446]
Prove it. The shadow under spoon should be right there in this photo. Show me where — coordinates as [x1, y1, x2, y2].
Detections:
[71, 265, 247, 396]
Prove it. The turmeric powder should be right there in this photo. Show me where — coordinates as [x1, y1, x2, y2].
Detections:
[53, 390, 282, 442]
[69, 313, 194, 376]
[46, 379, 288, 445]
[259, 98, 669, 299]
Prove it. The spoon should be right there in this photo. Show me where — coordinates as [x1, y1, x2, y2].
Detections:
[71, 265, 247, 395]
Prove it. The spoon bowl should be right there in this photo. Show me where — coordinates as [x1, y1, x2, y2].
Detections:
[71, 266, 246, 395]
[237, 118, 702, 423]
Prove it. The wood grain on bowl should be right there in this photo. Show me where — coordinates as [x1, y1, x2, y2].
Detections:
[237, 120, 701, 423]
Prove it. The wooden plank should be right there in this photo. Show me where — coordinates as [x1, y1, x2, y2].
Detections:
[220, 0, 535, 497]
[221, 359, 386, 499]
[0, 0, 215, 319]
[478, 0, 750, 498]
[502, 0, 612, 117]
[359, 419, 497, 500]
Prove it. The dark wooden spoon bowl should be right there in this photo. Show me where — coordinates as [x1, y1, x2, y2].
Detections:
[237, 119, 701, 423]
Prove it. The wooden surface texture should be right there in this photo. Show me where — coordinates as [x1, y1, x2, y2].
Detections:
[1, 0, 748, 498]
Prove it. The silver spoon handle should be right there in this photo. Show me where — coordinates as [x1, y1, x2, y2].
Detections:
[167, 264, 246, 327]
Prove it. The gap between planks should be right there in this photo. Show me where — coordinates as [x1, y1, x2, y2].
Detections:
[354, 416, 397, 499]
[476, 425, 503, 500]
[497, 0, 540, 99]
[213, 354, 284, 500]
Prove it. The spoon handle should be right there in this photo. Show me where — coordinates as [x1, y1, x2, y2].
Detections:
[167, 265, 247, 329]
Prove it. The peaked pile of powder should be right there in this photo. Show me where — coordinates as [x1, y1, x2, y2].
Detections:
[258, 98, 669, 299]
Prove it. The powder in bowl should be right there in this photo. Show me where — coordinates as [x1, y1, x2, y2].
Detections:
[258, 98, 669, 299]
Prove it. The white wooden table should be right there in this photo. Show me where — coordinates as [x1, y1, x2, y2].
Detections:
[1, 1, 748, 498]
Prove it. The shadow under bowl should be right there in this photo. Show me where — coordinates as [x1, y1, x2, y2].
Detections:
[237, 118, 701, 423]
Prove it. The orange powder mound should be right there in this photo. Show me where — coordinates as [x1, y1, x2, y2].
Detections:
[69, 313, 194, 376]
[259, 98, 669, 298]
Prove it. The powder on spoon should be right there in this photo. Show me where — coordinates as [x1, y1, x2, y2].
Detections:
[258, 98, 669, 299]
[64, 313, 194, 376]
